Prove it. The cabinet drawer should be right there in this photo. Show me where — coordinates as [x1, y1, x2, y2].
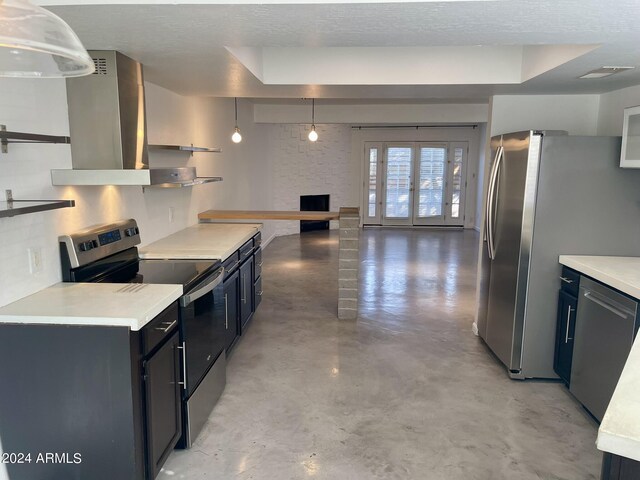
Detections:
[222, 251, 240, 278]
[559, 266, 580, 297]
[253, 231, 262, 248]
[142, 302, 179, 356]
[239, 239, 254, 262]
[254, 247, 262, 281]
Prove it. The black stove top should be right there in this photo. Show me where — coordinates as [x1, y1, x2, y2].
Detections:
[64, 246, 220, 289]
[134, 259, 219, 288]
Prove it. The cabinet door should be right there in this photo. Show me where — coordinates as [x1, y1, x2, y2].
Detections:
[554, 290, 577, 385]
[239, 257, 254, 333]
[254, 275, 263, 311]
[223, 270, 239, 351]
[144, 330, 181, 479]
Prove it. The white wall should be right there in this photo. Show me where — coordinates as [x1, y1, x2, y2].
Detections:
[255, 102, 486, 230]
[474, 122, 488, 231]
[489, 94, 600, 136]
[254, 102, 489, 124]
[597, 84, 640, 136]
[265, 123, 356, 235]
[0, 78, 274, 307]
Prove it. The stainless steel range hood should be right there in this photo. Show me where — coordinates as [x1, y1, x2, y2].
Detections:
[51, 51, 222, 187]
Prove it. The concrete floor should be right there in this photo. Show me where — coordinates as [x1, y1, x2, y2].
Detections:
[159, 228, 601, 480]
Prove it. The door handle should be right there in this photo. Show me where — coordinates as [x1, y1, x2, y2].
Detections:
[583, 291, 630, 319]
[242, 274, 247, 304]
[155, 319, 177, 333]
[224, 293, 228, 329]
[486, 146, 503, 260]
[565, 306, 574, 343]
[179, 267, 224, 307]
[177, 342, 187, 390]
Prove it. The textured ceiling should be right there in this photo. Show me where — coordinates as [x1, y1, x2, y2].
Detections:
[43, 1, 640, 100]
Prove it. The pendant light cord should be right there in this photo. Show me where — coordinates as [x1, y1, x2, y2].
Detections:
[234, 97, 238, 128]
[311, 98, 315, 125]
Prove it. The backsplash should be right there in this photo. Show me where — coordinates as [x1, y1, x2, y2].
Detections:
[0, 79, 275, 307]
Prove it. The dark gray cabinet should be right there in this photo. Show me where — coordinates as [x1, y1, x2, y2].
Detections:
[222, 232, 263, 341]
[143, 330, 181, 479]
[0, 302, 181, 480]
[554, 290, 577, 384]
[224, 269, 239, 351]
[554, 267, 580, 385]
[602, 453, 640, 480]
[240, 255, 254, 332]
[254, 275, 263, 311]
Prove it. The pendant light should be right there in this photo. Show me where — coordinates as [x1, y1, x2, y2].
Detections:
[231, 97, 242, 143]
[0, 0, 94, 78]
[308, 98, 318, 142]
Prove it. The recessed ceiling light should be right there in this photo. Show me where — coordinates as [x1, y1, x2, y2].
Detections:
[579, 66, 635, 79]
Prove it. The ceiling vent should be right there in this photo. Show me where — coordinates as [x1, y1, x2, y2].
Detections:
[579, 66, 634, 79]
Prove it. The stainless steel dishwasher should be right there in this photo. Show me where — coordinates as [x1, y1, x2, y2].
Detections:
[570, 276, 639, 422]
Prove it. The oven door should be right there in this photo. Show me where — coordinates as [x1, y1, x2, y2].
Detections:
[179, 267, 225, 398]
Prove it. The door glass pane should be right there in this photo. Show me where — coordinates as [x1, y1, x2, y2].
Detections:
[385, 147, 412, 218]
[368, 149, 377, 217]
[451, 147, 463, 218]
[417, 147, 445, 218]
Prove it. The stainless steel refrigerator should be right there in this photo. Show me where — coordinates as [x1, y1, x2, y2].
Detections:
[477, 130, 640, 379]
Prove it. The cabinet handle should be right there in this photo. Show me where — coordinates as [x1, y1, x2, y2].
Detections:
[224, 294, 228, 329]
[177, 342, 187, 390]
[258, 262, 263, 267]
[242, 274, 247, 304]
[154, 319, 177, 333]
[257, 290, 263, 296]
[559, 276, 574, 284]
[565, 306, 574, 343]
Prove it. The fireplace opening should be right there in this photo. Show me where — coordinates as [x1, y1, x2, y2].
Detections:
[300, 194, 330, 232]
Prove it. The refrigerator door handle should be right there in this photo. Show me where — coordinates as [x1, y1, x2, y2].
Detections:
[484, 146, 501, 244]
[486, 146, 503, 260]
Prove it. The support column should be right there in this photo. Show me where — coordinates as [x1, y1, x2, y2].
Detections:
[338, 207, 360, 320]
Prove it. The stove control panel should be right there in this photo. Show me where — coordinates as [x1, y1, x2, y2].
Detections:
[79, 240, 98, 252]
[59, 219, 141, 269]
[124, 227, 139, 237]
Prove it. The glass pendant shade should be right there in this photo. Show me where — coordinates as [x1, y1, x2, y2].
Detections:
[0, 0, 95, 78]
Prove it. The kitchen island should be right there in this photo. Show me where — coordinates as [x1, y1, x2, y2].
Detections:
[558, 256, 640, 479]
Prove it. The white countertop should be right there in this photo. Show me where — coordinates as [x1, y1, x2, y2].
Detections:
[139, 223, 262, 260]
[0, 283, 182, 331]
[558, 256, 640, 299]
[558, 255, 640, 461]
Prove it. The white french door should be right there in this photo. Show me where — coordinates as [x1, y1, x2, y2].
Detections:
[363, 141, 468, 226]
[383, 143, 414, 226]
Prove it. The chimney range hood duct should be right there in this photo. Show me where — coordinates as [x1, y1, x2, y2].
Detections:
[51, 51, 222, 187]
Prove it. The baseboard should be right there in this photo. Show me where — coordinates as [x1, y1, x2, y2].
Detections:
[261, 232, 276, 250]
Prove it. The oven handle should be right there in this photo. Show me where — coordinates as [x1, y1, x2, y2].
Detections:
[179, 267, 224, 307]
